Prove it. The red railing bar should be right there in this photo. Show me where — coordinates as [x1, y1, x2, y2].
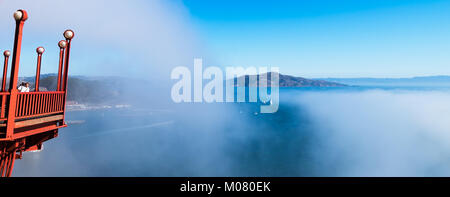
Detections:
[30, 94, 34, 115]
[49, 94, 52, 112]
[45, 94, 49, 113]
[49, 94, 52, 113]
[23, 94, 27, 116]
[40, 94, 44, 114]
[27, 94, 31, 116]
[53, 94, 56, 112]
[47, 94, 50, 113]
[17, 95, 21, 117]
[55, 94, 57, 112]
[37, 94, 40, 115]
[60, 94, 63, 111]
[59, 94, 62, 111]
[21, 95, 26, 116]
[26, 94, 30, 116]
[37, 95, 40, 114]
[23, 94, 26, 116]
[14, 95, 18, 117]
[1, 95, 5, 118]
[42, 94, 45, 114]
[15, 95, 20, 117]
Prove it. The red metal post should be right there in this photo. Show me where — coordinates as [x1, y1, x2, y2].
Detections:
[1, 154, 9, 177]
[6, 10, 28, 139]
[61, 30, 74, 124]
[6, 150, 16, 177]
[1, 51, 9, 119]
[2, 50, 10, 92]
[35, 47, 45, 92]
[62, 30, 74, 91]
[0, 154, 6, 176]
[57, 41, 67, 91]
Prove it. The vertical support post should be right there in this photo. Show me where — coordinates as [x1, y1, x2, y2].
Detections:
[1, 95, 5, 118]
[2, 50, 10, 92]
[1, 154, 9, 177]
[61, 30, 74, 125]
[1, 51, 9, 119]
[57, 41, 67, 91]
[5, 150, 16, 177]
[35, 47, 45, 92]
[62, 30, 74, 91]
[0, 154, 5, 176]
[6, 10, 28, 139]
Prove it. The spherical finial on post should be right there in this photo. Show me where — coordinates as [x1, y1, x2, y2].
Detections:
[58, 40, 68, 49]
[36, 47, 45, 54]
[13, 11, 22, 21]
[13, 10, 28, 21]
[3, 50, 10, 57]
[63, 30, 74, 40]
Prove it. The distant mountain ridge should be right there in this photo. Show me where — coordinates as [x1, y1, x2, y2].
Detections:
[234, 72, 347, 87]
[15, 74, 450, 104]
[316, 75, 450, 86]
[15, 74, 143, 104]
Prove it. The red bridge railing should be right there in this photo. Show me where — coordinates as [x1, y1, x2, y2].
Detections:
[15, 91, 65, 119]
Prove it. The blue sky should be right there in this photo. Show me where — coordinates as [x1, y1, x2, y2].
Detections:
[1, 0, 450, 78]
[181, 0, 450, 77]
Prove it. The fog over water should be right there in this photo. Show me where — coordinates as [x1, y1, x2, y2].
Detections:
[12, 88, 450, 177]
[296, 89, 450, 176]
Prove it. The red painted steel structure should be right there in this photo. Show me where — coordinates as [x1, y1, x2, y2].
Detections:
[35, 47, 45, 92]
[0, 10, 74, 177]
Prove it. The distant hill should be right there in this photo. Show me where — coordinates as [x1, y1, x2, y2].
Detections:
[16, 74, 143, 104]
[317, 76, 450, 87]
[234, 72, 347, 87]
[20, 73, 450, 105]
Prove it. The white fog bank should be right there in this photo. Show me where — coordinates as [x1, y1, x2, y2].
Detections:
[297, 90, 450, 176]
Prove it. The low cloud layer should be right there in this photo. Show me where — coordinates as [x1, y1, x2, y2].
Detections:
[297, 89, 450, 176]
